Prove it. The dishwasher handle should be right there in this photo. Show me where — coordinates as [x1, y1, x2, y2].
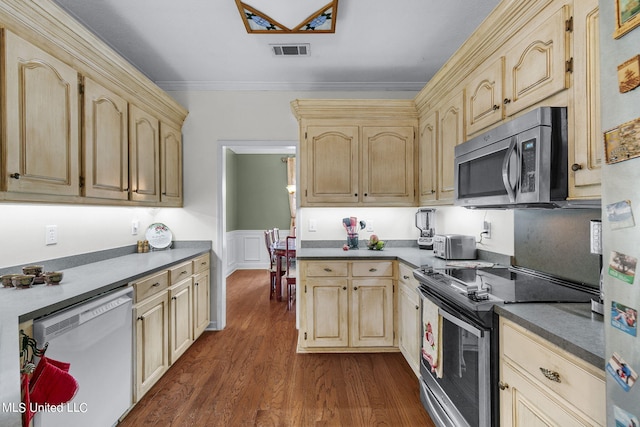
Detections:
[79, 292, 132, 325]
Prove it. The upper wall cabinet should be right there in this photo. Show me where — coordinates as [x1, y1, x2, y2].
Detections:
[83, 77, 129, 201]
[292, 100, 417, 207]
[436, 92, 465, 205]
[160, 122, 183, 206]
[130, 105, 161, 203]
[465, 4, 570, 136]
[418, 111, 437, 205]
[0, 3, 187, 206]
[570, 0, 602, 199]
[3, 31, 80, 198]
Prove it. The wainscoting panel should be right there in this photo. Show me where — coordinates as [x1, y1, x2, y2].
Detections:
[226, 230, 284, 276]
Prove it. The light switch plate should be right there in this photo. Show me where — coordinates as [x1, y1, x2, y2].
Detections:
[309, 219, 317, 232]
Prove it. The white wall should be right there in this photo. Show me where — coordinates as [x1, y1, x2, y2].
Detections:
[299, 206, 514, 255]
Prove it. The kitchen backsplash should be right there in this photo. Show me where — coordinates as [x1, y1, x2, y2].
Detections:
[514, 208, 602, 287]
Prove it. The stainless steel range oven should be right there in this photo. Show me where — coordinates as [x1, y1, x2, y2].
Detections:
[413, 265, 598, 427]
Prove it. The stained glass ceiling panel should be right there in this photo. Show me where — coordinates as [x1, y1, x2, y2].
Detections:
[235, 0, 338, 33]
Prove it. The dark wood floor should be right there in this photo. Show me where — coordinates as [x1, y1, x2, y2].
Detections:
[119, 269, 435, 426]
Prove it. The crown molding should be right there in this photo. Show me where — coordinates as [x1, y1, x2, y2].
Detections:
[156, 80, 425, 92]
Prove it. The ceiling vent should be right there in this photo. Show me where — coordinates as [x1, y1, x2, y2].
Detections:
[270, 43, 310, 56]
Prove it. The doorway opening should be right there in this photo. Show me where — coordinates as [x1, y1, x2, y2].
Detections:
[216, 140, 297, 329]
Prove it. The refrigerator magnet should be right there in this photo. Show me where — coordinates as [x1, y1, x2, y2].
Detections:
[607, 200, 636, 230]
[608, 251, 637, 285]
[611, 301, 638, 336]
[614, 405, 639, 427]
[607, 352, 638, 392]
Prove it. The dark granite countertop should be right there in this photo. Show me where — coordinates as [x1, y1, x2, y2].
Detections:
[298, 245, 605, 369]
[0, 242, 212, 427]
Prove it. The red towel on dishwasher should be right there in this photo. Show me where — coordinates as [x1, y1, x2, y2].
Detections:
[29, 356, 79, 406]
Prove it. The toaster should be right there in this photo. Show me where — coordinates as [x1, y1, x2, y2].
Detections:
[433, 234, 477, 260]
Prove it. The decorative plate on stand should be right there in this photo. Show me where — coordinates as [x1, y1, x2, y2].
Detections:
[145, 223, 173, 249]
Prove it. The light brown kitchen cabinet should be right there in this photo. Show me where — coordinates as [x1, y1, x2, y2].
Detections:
[303, 125, 359, 205]
[501, 4, 570, 118]
[436, 92, 465, 205]
[397, 263, 421, 377]
[291, 99, 417, 207]
[160, 122, 183, 206]
[169, 277, 193, 364]
[129, 105, 160, 203]
[132, 270, 170, 401]
[82, 77, 129, 200]
[499, 317, 605, 426]
[570, 0, 602, 200]
[465, 57, 504, 135]
[299, 260, 395, 351]
[418, 110, 438, 205]
[3, 30, 80, 198]
[192, 253, 211, 338]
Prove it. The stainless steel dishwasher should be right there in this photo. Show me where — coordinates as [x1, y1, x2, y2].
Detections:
[33, 286, 133, 427]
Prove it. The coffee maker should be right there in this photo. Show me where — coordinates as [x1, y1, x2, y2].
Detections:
[415, 208, 436, 250]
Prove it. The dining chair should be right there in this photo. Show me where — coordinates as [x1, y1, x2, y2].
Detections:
[284, 235, 296, 310]
[264, 230, 284, 299]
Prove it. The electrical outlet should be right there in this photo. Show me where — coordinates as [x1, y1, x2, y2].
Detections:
[131, 220, 139, 235]
[366, 220, 374, 232]
[482, 221, 491, 239]
[45, 225, 58, 245]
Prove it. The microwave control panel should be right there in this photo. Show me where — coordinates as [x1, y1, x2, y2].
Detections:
[521, 139, 537, 193]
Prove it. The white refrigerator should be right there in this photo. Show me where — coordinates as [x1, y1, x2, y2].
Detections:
[599, 0, 640, 425]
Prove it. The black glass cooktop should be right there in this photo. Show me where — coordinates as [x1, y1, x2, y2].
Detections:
[416, 265, 597, 307]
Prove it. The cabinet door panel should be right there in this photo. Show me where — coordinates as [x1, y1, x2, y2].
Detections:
[135, 290, 169, 400]
[4, 31, 79, 196]
[169, 279, 193, 364]
[160, 122, 183, 205]
[130, 105, 160, 202]
[419, 111, 437, 204]
[361, 126, 415, 205]
[438, 93, 464, 203]
[466, 57, 504, 135]
[193, 270, 210, 338]
[398, 281, 421, 376]
[351, 279, 394, 347]
[504, 5, 569, 117]
[304, 278, 349, 347]
[571, 0, 602, 198]
[83, 77, 129, 200]
[303, 126, 359, 204]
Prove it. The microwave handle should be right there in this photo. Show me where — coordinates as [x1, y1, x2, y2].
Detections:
[501, 136, 518, 202]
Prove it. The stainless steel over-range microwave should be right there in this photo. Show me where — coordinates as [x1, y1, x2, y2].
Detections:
[454, 107, 568, 209]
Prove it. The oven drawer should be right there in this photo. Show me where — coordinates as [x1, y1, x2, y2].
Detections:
[352, 261, 393, 277]
[500, 318, 605, 424]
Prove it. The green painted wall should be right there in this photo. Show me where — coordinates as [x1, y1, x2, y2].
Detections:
[226, 153, 291, 231]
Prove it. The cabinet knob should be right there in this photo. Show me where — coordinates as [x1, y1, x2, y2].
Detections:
[180, 270, 188, 275]
[403, 275, 410, 280]
[415, 305, 420, 310]
[152, 282, 160, 287]
[353, 286, 358, 291]
[324, 268, 333, 272]
[498, 381, 509, 390]
[492, 104, 500, 111]
[369, 268, 377, 272]
[9, 172, 20, 179]
[364, 193, 368, 197]
[195, 282, 199, 286]
[503, 98, 511, 105]
[571, 163, 583, 172]
[137, 316, 144, 321]
[354, 193, 358, 197]
[172, 296, 177, 300]
[343, 286, 347, 290]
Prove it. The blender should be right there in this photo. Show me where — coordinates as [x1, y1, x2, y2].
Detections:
[415, 208, 436, 250]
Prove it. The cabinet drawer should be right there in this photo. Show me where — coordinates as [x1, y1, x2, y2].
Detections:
[501, 319, 605, 423]
[169, 261, 193, 285]
[132, 270, 169, 302]
[305, 261, 348, 277]
[193, 253, 210, 273]
[352, 261, 393, 277]
[398, 262, 418, 284]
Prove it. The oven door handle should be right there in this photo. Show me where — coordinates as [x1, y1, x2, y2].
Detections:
[438, 307, 484, 338]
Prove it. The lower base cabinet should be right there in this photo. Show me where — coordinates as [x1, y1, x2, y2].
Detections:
[397, 263, 421, 377]
[134, 285, 169, 401]
[499, 317, 605, 426]
[299, 260, 395, 351]
[132, 253, 210, 402]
